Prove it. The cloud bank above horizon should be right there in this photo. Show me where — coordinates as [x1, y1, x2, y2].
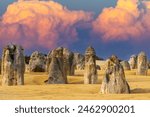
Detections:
[93, 0, 150, 42]
[0, 0, 150, 55]
[0, 0, 93, 49]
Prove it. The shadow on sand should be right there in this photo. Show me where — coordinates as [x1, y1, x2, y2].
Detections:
[131, 88, 150, 94]
[69, 79, 102, 84]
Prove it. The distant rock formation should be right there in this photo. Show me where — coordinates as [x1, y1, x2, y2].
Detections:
[101, 55, 130, 94]
[45, 47, 67, 84]
[29, 51, 46, 72]
[128, 55, 137, 69]
[1, 44, 25, 86]
[120, 61, 130, 70]
[136, 52, 148, 75]
[25, 56, 30, 64]
[73, 53, 85, 70]
[84, 46, 97, 84]
[24, 56, 30, 73]
[96, 60, 107, 70]
[96, 65, 101, 70]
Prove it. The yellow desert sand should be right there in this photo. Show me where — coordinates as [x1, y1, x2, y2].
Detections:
[0, 70, 150, 100]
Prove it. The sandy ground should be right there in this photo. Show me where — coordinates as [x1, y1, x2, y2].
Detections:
[0, 70, 150, 100]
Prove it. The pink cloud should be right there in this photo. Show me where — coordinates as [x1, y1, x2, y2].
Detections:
[92, 0, 150, 42]
[0, 0, 93, 49]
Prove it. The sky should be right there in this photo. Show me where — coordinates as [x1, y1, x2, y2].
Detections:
[0, 0, 150, 60]
[0, 0, 117, 16]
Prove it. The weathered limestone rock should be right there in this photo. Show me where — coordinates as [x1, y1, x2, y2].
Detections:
[29, 51, 46, 72]
[45, 47, 67, 84]
[1, 44, 25, 86]
[46, 51, 53, 72]
[101, 55, 130, 94]
[63, 48, 75, 76]
[136, 52, 148, 75]
[128, 55, 137, 69]
[46, 47, 75, 76]
[120, 61, 130, 70]
[84, 46, 97, 84]
[96, 60, 107, 70]
[73, 53, 85, 70]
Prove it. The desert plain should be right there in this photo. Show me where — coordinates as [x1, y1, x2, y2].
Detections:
[0, 70, 150, 100]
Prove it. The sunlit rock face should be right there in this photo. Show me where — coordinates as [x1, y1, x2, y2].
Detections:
[136, 51, 148, 75]
[1, 44, 25, 86]
[46, 47, 75, 76]
[84, 46, 97, 84]
[101, 55, 130, 94]
[120, 61, 130, 70]
[29, 51, 46, 72]
[63, 48, 75, 76]
[129, 55, 137, 70]
[45, 47, 67, 84]
[73, 53, 85, 70]
[0, 0, 92, 50]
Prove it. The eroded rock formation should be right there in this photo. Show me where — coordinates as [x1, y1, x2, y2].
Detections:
[1, 44, 25, 86]
[73, 53, 85, 70]
[101, 55, 130, 94]
[136, 52, 148, 75]
[128, 55, 137, 69]
[120, 61, 130, 70]
[84, 46, 97, 84]
[63, 48, 75, 76]
[45, 47, 67, 84]
[46, 47, 75, 76]
[29, 51, 46, 72]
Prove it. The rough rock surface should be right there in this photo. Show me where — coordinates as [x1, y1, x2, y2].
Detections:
[46, 47, 75, 76]
[120, 61, 130, 70]
[29, 51, 46, 72]
[45, 47, 67, 84]
[1, 44, 25, 86]
[128, 55, 137, 69]
[73, 53, 85, 70]
[63, 48, 75, 76]
[84, 46, 97, 84]
[101, 55, 130, 94]
[136, 52, 148, 75]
